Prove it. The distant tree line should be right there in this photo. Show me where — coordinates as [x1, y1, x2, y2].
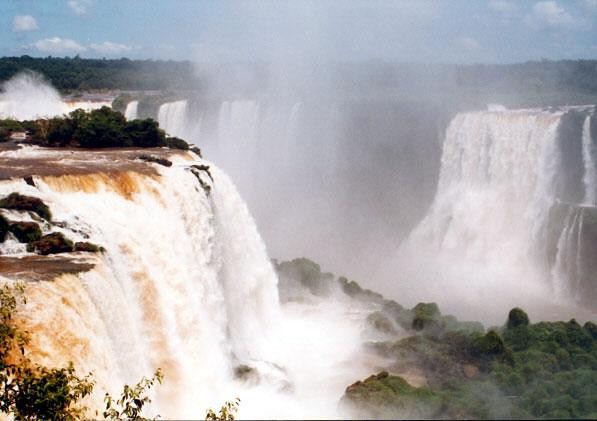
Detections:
[0, 56, 201, 91]
[0, 56, 596, 107]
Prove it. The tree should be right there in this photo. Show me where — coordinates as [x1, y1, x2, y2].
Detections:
[205, 398, 241, 421]
[102, 369, 163, 420]
[0, 284, 240, 420]
[0, 283, 95, 420]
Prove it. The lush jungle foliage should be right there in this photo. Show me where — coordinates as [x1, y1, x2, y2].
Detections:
[275, 258, 597, 419]
[345, 306, 597, 419]
[0, 107, 190, 149]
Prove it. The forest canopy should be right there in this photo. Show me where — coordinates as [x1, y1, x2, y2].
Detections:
[0, 56, 596, 105]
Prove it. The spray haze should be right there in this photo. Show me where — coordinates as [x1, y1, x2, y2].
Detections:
[167, 1, 597, 325]
[0, 0, 596, 418]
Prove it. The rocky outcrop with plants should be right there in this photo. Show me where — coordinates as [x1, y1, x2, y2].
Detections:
[0, 192, 102, 256]
[274, 257, 597, 419]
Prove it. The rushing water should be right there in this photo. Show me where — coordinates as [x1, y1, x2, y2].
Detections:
[124, 100, 139, 120]
[0, 146, 380, 418]
[395, 108, 597, 320]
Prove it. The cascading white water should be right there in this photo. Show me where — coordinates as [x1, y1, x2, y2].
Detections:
[0, 73, 111, 120]
[0, 145, 380, 418]
[412, 110, 562, 259]
[551, 208, 581, 297]
[582, 116, 596, 205]
[124, 100, 139, 120]
[0, 151, 282, 416]
[157, 100, 188, 138]
[0, 72, 69, 119]
[395, 109, 568, 320]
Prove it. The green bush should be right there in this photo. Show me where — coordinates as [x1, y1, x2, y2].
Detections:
[412, 302, 440, 331]
[164, 136, 189, 150]
[507, 307, 530, 329]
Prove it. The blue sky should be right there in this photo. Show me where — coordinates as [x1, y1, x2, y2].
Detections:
[1, 0, 596, 63]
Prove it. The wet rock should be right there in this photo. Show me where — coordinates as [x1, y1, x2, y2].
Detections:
[0, 213, 8, 242]
[190, 146, 202, 158]
[189, 166, 212, 196]
[23, 176, 35, 187]
[191, 164, 213, 181]
[233, 364, 259, 384]
[138, 154, 172, 167]
[28, 232, 74, 255]
[0, 193, 51, 220]
[8, 221, 42, 243]
[74, 241, 104, 253]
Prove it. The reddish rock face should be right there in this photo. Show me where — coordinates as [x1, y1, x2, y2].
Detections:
[0, 255, 94, 282]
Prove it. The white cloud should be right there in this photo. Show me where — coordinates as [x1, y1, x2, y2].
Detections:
[488, 0, 516, 14]
[68, 0, 92, 15]
[88, 42, 132, 55]
[526, 1, 575, 29]
[33, 37, 87, 54]
[12, 15, 39, 32]
[31, 38, 133, 56]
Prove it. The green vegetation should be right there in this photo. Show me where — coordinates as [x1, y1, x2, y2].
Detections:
[347, 305, 597, 419]
[275, 258, 595, 418]
[0, 283, 95, 419]
[342, 371, 440, 419]
[1, 57, 597, 107]
[0, 284, 239, 420]
[205, 398, 240, 421]
[102, 369, 162, 420]
[27, 107, 189, 149]
[0, 56, 200, 91]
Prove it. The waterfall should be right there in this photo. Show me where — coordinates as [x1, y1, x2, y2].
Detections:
[0, 145, 380, 418]
[0, 151, 281, 417]
[124, 100, 139, 120]
[0, 73, 111, 119]
[411, 110, 562, 260]
[157, 100, 188, 138]
[150, 96, 445, 295]
[395, 109, 574, 317]
[582, 116, 596, 205]
[551, 207, 581, 297]
[396, 107, 597, 315]
[0, 72, 69, 119]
